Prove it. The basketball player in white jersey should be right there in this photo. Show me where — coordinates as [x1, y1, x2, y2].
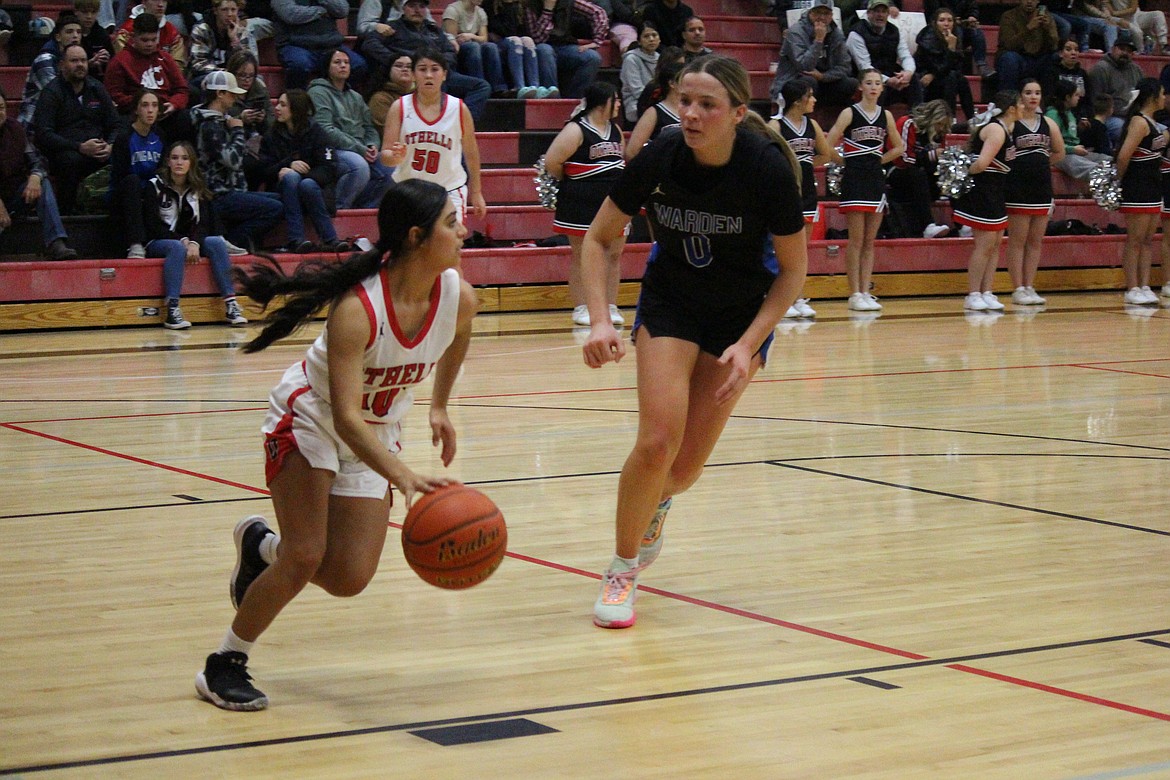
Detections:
[194, 180, 479, 711]
[381, 45, 487, 223]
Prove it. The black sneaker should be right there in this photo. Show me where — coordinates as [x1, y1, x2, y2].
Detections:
[164, 304, 191, 330]
[195, 651, 268, 711]
[230, 515, 275, 609]
[225, 298, 248, 326]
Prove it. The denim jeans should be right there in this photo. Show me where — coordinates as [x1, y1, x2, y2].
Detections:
[996, 51, 1050, 91]
[550, 43, 600, 99]
[6, 177, 68, 247]
[211, 190, 283, 248]
[443, 70, 492, 121]
[334, 150, 394, 209]
[536, 43, 558, 88]
[457, 40, 507, 93]
[149, 235, 233, 301]
[496, 37, 538, 89]
[279, 171, 338, 243]
[278, 44, 368, 90]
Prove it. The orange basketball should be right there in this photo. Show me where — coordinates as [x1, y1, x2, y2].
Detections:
[401, 484, 507, 589]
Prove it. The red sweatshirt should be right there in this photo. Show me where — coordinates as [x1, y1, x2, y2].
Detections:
[103, 46, 189, 112]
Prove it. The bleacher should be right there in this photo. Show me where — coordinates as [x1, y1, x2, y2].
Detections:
[0, 0, 1159, 330]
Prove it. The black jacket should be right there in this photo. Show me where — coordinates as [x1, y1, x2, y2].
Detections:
[31, 75, 120, 157]
[914, 26, 964, 79]
[142, 176, 219, 243]
[258, 119, 339, 212]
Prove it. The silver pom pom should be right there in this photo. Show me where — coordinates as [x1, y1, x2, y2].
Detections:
[935, 146, 975, 200]
[825, 147, 843, 197]
[533, 154, 559, 211]
[1088, 160, 1122, 211]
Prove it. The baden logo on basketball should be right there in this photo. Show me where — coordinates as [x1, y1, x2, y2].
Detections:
[401, 484, 507, 590]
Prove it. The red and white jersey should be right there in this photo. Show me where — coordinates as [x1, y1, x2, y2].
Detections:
[302, 267, 461, 425]
[392, 93, 467, 192]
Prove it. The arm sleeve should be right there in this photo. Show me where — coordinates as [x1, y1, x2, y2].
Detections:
[575, 0, 609, 47]
[845, 32, 873, 72]
[357, 0, 383, 34]
[272, 0, 326, 25]
[323, 0, 350, 18]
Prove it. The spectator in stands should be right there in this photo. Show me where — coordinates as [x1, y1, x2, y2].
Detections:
[1004, 77, 1064, 306]
[769, 0, 856, 114]
[1047, 79, 1112, 178]
[1043, 0, 1090, 52]
[1103, 0, 1146, 50]
[0, 87, 80, 260]
[308, 47, 393, 208]
[915, 7, 974, 124]
[825, 68, 904, 311]
[273, 0, 365, 90]
[638, 0, 691, 49]
[1083, 92, 1114, 154]
[626, 46, 680, 155]
[114, 0, 188, 68]
[486, 0, 559, 98]
[1088, 29, 1143, 146]
[192, 69, 283, 249]
[369, 53, 415, 132]
[443, 0, 509, 96]
[356, 0, 404, 38]
[923, 0, 991, 76]
[1044, 38, 1092, 120]
[1114, 77, 1165, 304]
[1073, 0, 1122, 53]
[259, 89, 349, 253]
[19, 14, 83, 126]
[997, 0, 1059, 91]
[241, 0, 276, 41]
[636, 43, 683, 115]
[225, 50, 272, 158]
[187, 0, 258, 97]
[680, 15, 710, 61]
[1117, 0, 1167, 54]
[524, 0, 607, 99]
[76, 0, 114, 76]
[846, 0, 921, 109]
[111, 88, 164, 258]
[32, 43, 121, 215]
[359, 0, 492, 118]
[105, 13, 192, 140]
[591, 0, 636, 54]
[888, 98, 952, 239]
[144, 140, 247, 328]
[620, 21, 658, 123]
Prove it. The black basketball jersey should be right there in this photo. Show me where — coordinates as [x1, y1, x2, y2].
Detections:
[609, 126, 805, 311]
[650, 102, 681, 141]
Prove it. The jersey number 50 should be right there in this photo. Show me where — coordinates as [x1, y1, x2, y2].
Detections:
[412, 149, 441, 175]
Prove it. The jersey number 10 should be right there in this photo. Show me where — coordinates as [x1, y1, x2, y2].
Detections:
[412, 149, 442, 175]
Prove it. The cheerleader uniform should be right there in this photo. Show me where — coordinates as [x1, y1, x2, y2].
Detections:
[952, 120, 1014, 231]
[1119, 115, 1166, 214]
[553, 116, 626, 235]
[1004, 114, 1054, 216]
[839, 103, 888, 213]
[1160, 141, 1170, 216]
[779, 114, 818, 222]
[649, 102, 680, 142]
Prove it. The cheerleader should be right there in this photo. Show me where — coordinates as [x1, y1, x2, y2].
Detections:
[1116, 78, 1167, 305]
[625, 50, 685, 160]
[544, 82, 627, 327]
[1004, 78, 1065, 307]
[826, 69, 904, 312]
[768, 76, 836, 318]
[952, 90, 1022, 311]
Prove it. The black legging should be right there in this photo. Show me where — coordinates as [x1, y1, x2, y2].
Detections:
[924, 69, 976, 121]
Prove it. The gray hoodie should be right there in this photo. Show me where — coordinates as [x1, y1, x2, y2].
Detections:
[620, 48, 658, 123]
[306, 77, 380, 155]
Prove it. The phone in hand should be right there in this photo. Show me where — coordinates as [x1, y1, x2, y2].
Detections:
[1037, 4, 1047, 14]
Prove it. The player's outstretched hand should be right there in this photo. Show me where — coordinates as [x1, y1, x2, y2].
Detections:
[582, 321, 625, 368]
[429, 407, 457, 466]
[395, 467, 459, 510]
[714, 342, 753, 405]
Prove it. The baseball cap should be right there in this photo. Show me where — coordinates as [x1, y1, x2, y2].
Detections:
[204, 70, 246, 94]
[809, 0, 834, 10]
[867, 0, 890, 8]
[1115, 29, 1138, 50]
[404, 0, 429, 6]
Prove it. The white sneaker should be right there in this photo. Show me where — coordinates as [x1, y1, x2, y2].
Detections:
[964, 291, 989, 311]
[1141, 286, 1159, 304]
[593, 558, 640, 629]
[1125, 287, 1152, 305]
[958, 225, 973, 238]
[866, 292, 883, 310]
[982, 291, 1004, 310]
[1161, 283, 1170, 298]
[1011, 287, 1032, 305]
[794, 298, 816, 317]
[923, 223, 951, 239]
[223, 240, 248, 256]
[608, 304, 625, 326]
[849, 292, 879, 311]
[572, 305, 590, 326]
[1025, 286, 1046, 305]
[127, 243, 146, 259]
[784, 304, 803, 318]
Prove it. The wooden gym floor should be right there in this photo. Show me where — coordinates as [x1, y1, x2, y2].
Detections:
[1, 292, 1168, 779]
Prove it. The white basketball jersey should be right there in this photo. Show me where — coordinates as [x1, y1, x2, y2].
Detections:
[303, 267, 461, 425]
[392, 93, 467, 192]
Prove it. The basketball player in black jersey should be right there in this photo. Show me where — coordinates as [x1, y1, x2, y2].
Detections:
[579, 56, 808, 629]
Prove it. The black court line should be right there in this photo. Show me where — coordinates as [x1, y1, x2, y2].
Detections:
[4, 627, 1167, 776]
[0, 495, 268, 521]
[848, 677, 901, 690]
[1139, 638, 1170, 649]
[770, 460, 1170, 537]
[409, 718, 559, 746]
[173, 494, 202, 502]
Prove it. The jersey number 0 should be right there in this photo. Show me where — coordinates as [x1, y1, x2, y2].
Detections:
[683, 234, 713, 268]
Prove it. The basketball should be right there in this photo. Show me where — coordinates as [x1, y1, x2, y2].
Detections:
[401, 484, 507, 589]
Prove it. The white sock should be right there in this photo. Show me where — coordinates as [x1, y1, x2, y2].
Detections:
[258, 534, 280, 565]
[218, 628, 254, 656]
[611, 554, 639, 573]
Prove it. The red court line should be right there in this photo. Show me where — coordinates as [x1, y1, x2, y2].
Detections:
[5, 407, 265, 426]
[1, 423, 270, 495]
[7, 424, 1165, 722]
[947, 664, 1170, 721]
[1072, 365, 1170, 380]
